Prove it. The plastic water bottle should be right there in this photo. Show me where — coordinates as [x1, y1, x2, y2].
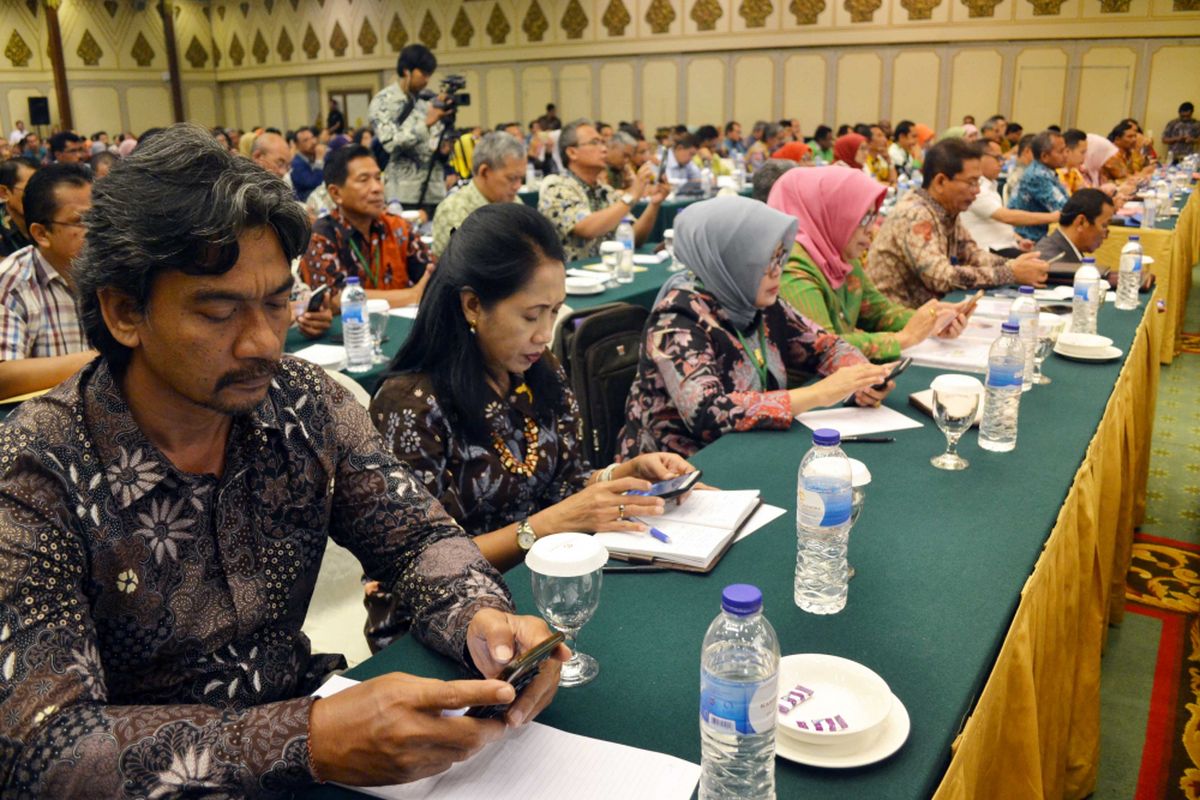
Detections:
[699, 584, 780, 800]
[1071, 259, 1102, 334]
[616, 217, 635, 284]
[701, 166, 715, 198]
[525, 161, 537, 190]
[897, 176, 909, 202]
[979, 322, 1024, 453]
[794, 428, 852, 614]
[340, 277, 373, 373]
[1116, 235, 1142, 310]
[1141, 195, 1158, 229]
[733, 152, 746, 189]
[1007, 285, 1038, 392]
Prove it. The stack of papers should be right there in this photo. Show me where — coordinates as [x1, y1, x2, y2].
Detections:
[595, 489, 761, 571]
[902, 315, 1005, 373]
[795, 404, 922, 436]
[291, 343, 348, 370]
[313, 677, 700, 800]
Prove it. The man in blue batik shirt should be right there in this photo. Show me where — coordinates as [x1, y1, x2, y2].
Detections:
[1007, 130, 1069, 242]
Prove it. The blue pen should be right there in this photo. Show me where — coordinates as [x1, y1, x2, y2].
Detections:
[648, 527, 672, 544]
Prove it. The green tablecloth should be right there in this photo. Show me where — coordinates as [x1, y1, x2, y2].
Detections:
[301, 296, 1150, 799]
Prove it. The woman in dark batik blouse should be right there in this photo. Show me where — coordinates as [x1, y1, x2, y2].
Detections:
[369, 203, 695, 576]
[617, 195, 896, 460]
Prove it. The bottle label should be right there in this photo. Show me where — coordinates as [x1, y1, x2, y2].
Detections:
[1073, 283, 1094, 302]
[700, 672, 778, 735]
[986, 363, 1023, 388]
[1133, 256, 1142, 274]
[798, 477, 852, 527]
[343, 304, 365, 324]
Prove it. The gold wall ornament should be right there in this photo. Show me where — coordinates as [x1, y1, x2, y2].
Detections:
[264, 0, 274, 12]
[185, 35, 208, 68]
[1173, 0, 1199, 9]
[523, 0, 549, 41]
[645, 0, 675, 33]
[76, 29, 103, 66]
[562, 0, 589, 39]
[1099, 0, 1130, 10]
[486, 4, 511, 44]
[843, 0, 881, 21]
[213, 40, 221, 66]
[289, 0, 299, 11]
[252, 30, 269, 63]
[302, 23, 319, 58]
[690, 0, 723, 30]
[901, 0, 941, 18]
[419, 10, 440, 48]
[240, 2, 250, 17]
[216, 5, 225, 20]
[960, 0, 1002, 15]
[451, 7, 474, 46]
[358, 18, 378, 54]
[277, 27, 294, 60]
[131, 31, 155, 66]
[24, 0, 36, 16]
[103, 0, 118, 18]
[229, 32, 245, 66]
[388, 13, 408, 51]
[330, 21, 348, 56]
[5, 30, 31, 68]
[1026, 0, 1065, 14]
[789, 0, 825, 22]
[739, 0, 774, 26]
[603, 0, 632, 35]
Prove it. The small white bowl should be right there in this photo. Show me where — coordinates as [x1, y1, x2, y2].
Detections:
[1056, 332, 1113, 356]
[776, 653, 893, 747]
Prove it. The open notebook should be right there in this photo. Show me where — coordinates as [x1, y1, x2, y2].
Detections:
[594, 489, 761, 572]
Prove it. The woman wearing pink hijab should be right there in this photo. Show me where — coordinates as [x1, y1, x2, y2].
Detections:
[768, 167, 968, 362]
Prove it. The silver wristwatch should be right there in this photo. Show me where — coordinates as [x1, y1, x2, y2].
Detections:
[516, 518, 537, 552]
[620, 192, 635, 206]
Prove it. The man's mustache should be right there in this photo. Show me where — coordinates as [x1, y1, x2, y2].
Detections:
[215, 359, 280, 391]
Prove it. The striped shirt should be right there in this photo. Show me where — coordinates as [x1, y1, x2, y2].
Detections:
[0, 245, 88, 361]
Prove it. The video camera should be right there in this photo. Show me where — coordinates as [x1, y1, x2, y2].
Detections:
[430, 74, 470, 111]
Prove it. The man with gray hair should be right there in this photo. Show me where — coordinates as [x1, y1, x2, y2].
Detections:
[432, 131, 528, 256]
[250, 130, 291, 179]
[604, 130, 637, 190]
[0, 123, 564, 796]
[751, 158, 798, 203]
[538, 118, 669, 262]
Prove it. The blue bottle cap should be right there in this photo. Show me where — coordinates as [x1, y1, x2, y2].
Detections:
[721, 584, 763, 615]
[1018, 285, 1034, 294]
[1001, 321, 1020, 334]
[812, 428, 841, 446]
[345, 276, 360, 284]
[1129, 235, 1140, 241]
[1082, 257, 1096, 263]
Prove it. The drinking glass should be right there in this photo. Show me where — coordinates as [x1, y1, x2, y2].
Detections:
[599, 242, 623, 288]
[366, 299, 391, 364]
[1032, 313, 1063, 385]
[929, 374, 983, 471]
[527, 534, 608, 688]
[664, 228, 685, 273]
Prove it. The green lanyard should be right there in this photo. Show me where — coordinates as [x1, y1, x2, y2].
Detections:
[347, 234, 381, 287]
[733, 318, 770, 390]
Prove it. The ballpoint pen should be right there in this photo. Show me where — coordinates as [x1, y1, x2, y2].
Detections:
[840, 436, 894, 443]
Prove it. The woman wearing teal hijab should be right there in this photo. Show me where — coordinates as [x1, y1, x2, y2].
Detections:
[617, 196, 893, 459]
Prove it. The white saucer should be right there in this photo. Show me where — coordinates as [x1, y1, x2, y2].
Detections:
[565, 276, 606, 296]
[775, 692, 910, 768]
[1053, 343, 1123, 362]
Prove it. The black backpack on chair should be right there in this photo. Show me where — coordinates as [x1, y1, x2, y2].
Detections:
[552, 302, 650, 468]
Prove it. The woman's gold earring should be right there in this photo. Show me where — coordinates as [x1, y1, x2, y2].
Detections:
[468, 318, 477, 335]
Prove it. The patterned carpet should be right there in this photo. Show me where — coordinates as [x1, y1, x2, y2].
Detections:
[1112, 264, 1200, 799]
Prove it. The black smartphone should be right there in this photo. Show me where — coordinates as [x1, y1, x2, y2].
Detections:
[306, 284, 331, 313]
[465, 631, 565, 719]
[873, 356, 912, 390]
[625, 470, 702, 500]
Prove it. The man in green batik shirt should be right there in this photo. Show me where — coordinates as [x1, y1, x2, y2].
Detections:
[431, 132, 527, 257]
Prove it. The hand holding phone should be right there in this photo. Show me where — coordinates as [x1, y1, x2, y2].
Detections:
[306, 284, 332, 314]
[873, 356, 912, 390]
[465, 631, 566, 719]
[624, 470, 702, 500]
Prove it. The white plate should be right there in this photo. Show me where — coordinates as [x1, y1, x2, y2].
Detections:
[565, 276, 606, 296]
[775, 693, 910, 768]
[1053, 343, 1123, 362]
[776, 654, 893, 745]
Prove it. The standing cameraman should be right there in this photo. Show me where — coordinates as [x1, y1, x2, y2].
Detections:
[369, 44, 449, 217]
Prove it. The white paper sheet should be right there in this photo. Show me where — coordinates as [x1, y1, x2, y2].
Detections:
[795, 404, 923, 436]
[290, 343, 347, 369]
[734, 503, 787, 542]
[632, 251, 670, 265]
[312, 677, 700, 800]
[388, 305, 419, 319]
[654, 489, 761, 530]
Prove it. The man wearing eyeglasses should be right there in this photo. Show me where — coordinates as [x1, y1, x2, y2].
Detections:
[963, 139, 1060, 258]
[867, 138, 1048, 308]
[537, 118, 670, 262]
[0, 163, 97, 398]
